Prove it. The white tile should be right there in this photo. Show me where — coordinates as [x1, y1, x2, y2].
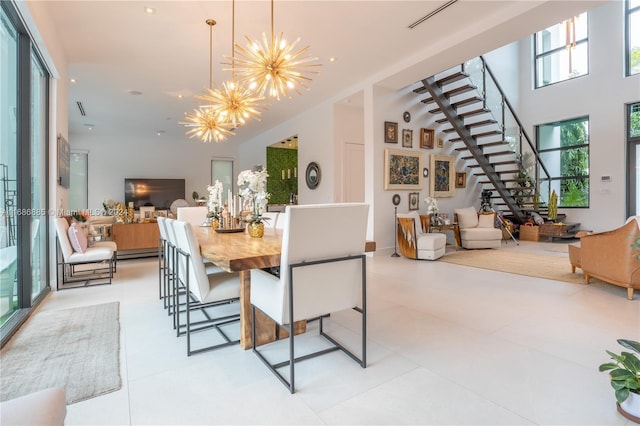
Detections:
[30, 243, 639, 425]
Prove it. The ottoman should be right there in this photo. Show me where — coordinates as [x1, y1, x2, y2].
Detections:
[417, 232, 447, 260]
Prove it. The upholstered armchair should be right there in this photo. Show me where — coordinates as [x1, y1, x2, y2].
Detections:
[453, 206, 502, 249]
[570, 217, 640, 300]
[396, 212, 446, 260]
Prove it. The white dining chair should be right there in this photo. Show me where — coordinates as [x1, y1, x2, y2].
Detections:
[172, 220, 242, 355]
[250, 203, 369, 393]
[177, 206, 208, 227]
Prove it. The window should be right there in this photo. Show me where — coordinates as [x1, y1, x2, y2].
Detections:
[627, 0, 640, 76]
[627, 103, 640, 216]
[534, 12, 588, 88]
[537, 117, 590, 208]
[1, 2, 50, 344]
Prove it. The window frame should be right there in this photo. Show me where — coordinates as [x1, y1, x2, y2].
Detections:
[536, 116, 590, 209]
[533, 13, 589, 89]
[626, 0, 640, 77]
[627, 102, 640, 217]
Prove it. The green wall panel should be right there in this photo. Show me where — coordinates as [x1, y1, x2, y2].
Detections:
[266, 147, 298, 204]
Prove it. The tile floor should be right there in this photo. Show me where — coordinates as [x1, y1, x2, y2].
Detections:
[35, 240, 639, 425]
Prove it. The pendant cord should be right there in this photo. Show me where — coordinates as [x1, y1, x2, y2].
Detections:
[232, 0, 236, 81]
[270, 0, 274, 46]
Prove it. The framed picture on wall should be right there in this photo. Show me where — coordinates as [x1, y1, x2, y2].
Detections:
[408, 192, 419, 210]
[430, 154, 455, 197]
[402, 129, 413, 148]
[384, 149, 423, 190]
[384, 121, 398, 143]
[57, 134, 70, 188]
[455, 172, 466, 188]
[420, 128, 434, 149]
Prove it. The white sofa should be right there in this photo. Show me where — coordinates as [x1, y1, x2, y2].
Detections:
[453, 206, 502, 249]
[0, 388, 67, 426]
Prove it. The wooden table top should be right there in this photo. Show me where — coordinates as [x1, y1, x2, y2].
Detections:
[194, 225, 375, 271]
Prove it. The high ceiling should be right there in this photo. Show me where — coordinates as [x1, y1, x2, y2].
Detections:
[29, 1, 606, 145]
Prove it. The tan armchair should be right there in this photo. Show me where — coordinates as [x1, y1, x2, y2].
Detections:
[570, 217, 640, 300]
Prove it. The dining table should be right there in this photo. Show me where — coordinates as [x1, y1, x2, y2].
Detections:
[194, 225, 376, 349]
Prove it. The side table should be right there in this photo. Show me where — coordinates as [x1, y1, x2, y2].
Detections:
[429, 223, 461, 247]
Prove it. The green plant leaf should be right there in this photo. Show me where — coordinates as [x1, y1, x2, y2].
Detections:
[620, 351, 640, 373]
[615, 387, 630, 404]
[599, 362, 618, 372]
[612, 380, 627, 391]
[606, 350, 626, 364]
[626, 378, 640, 390]
[619, 339, 640, 355]
[610, 368, 635, 381]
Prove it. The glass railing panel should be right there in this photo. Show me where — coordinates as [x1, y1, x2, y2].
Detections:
[484, 77, 503, 128]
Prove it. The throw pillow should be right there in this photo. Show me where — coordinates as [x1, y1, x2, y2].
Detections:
[454, 206, 479, 229]
[478, 213, 495, 228]
[67, 222, 88, 253]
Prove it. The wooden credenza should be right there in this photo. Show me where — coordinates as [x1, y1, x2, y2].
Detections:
[111, 223, 160, 252]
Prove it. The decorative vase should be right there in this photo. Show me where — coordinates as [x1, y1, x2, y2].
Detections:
[210, 218, 219, 229]
[248, 221, 264, 238]
[618, 391, 640, 423]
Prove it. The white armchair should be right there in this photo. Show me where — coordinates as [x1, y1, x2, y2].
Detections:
[453, 206, 502, 249]
[54, 218, 116, 289]
[250, 203, 369, 393]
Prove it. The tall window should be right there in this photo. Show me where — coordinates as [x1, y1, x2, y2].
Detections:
[0, 5, 19, 326]
[627, 0, 640, 76]
[627, 103, 640, 216]
[537, 117, 590, 208]
[1, 2, 50, 343]
[534, 12, 588, 88]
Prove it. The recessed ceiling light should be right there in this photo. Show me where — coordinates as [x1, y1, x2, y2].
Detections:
[329, 57, 336, 62]
[144, 6, 156, 14]
[156, 130, 166, 136]
[84, 124, 95, 130]
[70, 78, 77, 83]
[128, 90, 143, 95]
[177, 94, 183, 99]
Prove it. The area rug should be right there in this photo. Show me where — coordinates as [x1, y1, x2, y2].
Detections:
[440, 249, 585, 284]
[0, 302, 121, 404]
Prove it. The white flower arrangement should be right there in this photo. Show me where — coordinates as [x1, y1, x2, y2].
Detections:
[237, 169, 270, 223]
[207, 180, 223, 218]
[424, 196, 438, 215]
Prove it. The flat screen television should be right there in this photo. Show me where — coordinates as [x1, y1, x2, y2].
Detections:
[124, 178, 185, 210]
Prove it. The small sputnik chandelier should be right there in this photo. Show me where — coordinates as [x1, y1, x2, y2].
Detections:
[181, 19, 234, 143]
[229, 0, 321, 101]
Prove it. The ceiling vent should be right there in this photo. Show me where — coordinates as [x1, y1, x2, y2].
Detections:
[76, 101, 86, 116]
[408, 0, 458, 29]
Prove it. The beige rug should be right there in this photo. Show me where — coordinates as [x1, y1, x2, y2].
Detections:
[0, 302, 121, 404]
[440, 249, 585, 284]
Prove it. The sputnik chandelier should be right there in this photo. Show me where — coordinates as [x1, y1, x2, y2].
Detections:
[181, 19, 234, 143]
[229, 0, 321, 101]
[201, 0, 266, 128]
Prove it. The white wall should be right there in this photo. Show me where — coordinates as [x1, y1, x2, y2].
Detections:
[71, 133, 238, 212]
[517, 1, 640, 231]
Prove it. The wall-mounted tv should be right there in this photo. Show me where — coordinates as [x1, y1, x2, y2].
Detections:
[124, 178, 185, 210]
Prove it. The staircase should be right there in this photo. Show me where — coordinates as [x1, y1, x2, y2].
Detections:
[413, 56, 552, 224]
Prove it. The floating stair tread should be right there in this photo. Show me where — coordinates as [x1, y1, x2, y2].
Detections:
[468, 160, 518, 168]
[466, 119, 497, 128]
[459, 108, 491, 119]
[484, 150, 514, 157]
[436, 71, 469, 86]
[474, 169, 521, 176]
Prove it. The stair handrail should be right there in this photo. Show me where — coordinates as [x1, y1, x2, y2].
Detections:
[477, 56, 552, 197]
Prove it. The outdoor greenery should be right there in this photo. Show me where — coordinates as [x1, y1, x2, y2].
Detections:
[631, 103, 640, 137]
[559, 121, 589, 207]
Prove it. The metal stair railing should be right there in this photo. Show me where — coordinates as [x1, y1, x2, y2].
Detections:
[465, 56, 552, 215]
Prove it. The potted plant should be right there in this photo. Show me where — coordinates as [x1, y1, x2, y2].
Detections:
[599, 339, 640, 421]
[206, 181, 223, 228]
[237, 169, 270, 237]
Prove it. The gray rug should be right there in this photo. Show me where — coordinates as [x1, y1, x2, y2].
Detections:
[0, 302, 121, 404]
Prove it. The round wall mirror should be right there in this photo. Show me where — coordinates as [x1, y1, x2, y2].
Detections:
[305, 162, 321, 189]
